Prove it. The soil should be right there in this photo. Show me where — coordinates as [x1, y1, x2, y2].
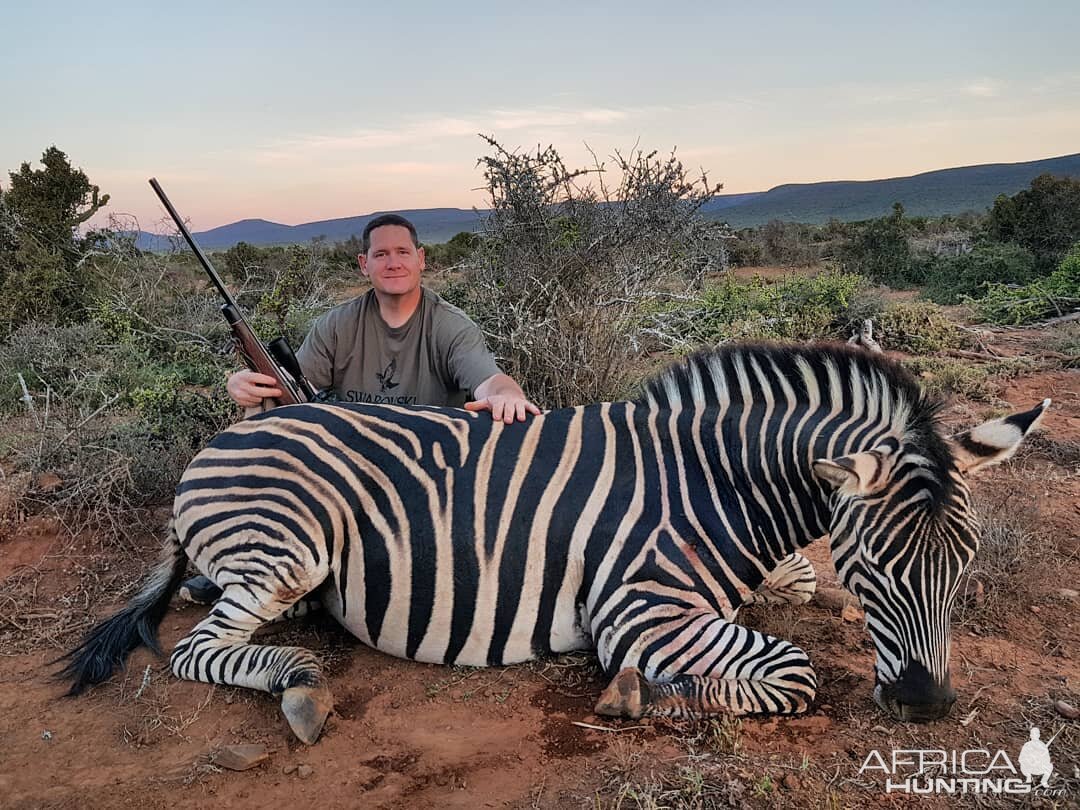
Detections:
[1, 327, 1077, 809]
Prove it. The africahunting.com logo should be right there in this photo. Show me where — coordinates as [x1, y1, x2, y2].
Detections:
[859, 726, 1068, 797]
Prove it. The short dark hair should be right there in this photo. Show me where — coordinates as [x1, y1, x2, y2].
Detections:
[362, 214, 420, 253]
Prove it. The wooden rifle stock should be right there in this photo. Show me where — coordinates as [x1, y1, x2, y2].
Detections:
[148, 177, 315, 408]
[222, 306, 303, 406]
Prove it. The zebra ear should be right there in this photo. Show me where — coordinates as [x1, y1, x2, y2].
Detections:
[948, 399, 1050, 474]
[813, 446, 896, 496]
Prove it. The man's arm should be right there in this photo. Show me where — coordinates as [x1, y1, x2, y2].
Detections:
[226, 312, 334, 409]
[466, 373, 541, 423]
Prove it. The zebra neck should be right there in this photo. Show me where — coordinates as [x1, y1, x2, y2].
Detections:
[661, 400, 892, 577]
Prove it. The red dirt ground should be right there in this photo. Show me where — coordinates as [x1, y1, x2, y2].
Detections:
[1, 337, 1077, 809]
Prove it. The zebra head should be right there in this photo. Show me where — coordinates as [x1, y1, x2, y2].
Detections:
[813, 399, 1049, 722]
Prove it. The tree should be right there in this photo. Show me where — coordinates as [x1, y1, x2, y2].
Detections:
[986, 174, 1080, 272]
[0, 147, 109, 330]
[838, 202, 922, 286]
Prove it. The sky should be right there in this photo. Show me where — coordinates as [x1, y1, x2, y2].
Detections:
[3, 1, 1079, 233]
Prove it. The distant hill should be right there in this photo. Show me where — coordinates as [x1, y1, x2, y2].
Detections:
[135, 207, 485, 251]
[713, 152, 1080, 227]
[134, 152, 1080, 250]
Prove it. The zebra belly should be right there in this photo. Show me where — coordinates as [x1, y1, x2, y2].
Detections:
[321, 535, 591, 669]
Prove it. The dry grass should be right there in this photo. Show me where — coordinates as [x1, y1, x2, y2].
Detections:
[600, 759, 750, 810]
[116, 665, 217, 746]
[0, 523, 159, 655]
[1013, 431, 1080, 469]
[954, 492, 1065, 632]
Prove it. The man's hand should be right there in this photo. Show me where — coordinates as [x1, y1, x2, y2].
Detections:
[464, 394, 542, 423]
[467, 373, 541, 423]
[227, 370, 283, 407]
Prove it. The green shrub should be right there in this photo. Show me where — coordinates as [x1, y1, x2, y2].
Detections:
[986, 174, 1080, 272]
[425, 231, 481, 269]
[875, 300, 973, 354]
[970, 244, 1080, 324]
[837, 203, 926, 287]
[922, 242, 1039, 304]
[645, 270, 879, 348]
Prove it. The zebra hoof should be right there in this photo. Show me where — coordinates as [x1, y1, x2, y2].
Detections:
[595, 668, 651, 720]
[281, 683, 333, 744]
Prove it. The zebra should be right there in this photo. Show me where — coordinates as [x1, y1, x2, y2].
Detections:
[61, 343, 1048, 743]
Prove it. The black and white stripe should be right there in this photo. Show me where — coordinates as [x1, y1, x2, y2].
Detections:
[63, 343, 1047, 738]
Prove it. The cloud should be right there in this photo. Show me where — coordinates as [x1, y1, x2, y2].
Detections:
[963, 80, 1001, 99]
[254, 105, 643, 164]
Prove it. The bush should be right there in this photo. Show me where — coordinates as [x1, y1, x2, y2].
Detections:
[425, 231, 481, 269]
[727, 221, 823, 267]
[452, 137, 728, 407]
[875, 300, 973, 354]
[643, 270, 880, 348]
[922, 242, 1039, 304]
[986, 174, 1080, 272]
[970, 244, 1080, 324]
[837, 203, 925, 287]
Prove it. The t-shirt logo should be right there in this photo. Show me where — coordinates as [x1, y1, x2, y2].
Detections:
[377, 358, 400, 392]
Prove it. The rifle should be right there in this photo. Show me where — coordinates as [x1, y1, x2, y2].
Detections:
[149, 178, 318, 407]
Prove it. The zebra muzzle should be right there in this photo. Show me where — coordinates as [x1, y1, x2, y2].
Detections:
[873, 676, 957, 723]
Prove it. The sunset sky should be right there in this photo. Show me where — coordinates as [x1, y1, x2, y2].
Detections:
[3, 1, 1078, 233]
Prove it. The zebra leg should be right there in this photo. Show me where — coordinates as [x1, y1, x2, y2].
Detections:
[745, 552, 816, 606]
[594, 613, 816, 720]
[267, 598, 323, 624]
[170, 584, 332, 744]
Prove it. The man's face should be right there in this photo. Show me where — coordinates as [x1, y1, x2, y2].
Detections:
[359, 225, 425, 297]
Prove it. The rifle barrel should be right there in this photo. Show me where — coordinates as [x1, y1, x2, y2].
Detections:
[148, 178, 237, 309]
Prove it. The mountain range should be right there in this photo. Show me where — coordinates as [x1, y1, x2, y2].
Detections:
[134, 152, 1080, 250]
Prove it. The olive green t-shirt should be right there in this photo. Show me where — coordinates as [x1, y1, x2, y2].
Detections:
[296, 287, 501, 408]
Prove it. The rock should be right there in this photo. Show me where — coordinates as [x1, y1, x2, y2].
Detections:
[871, 725, 889, 734]
[282, 763, 297, 775]
[297, 764, 314, 779]
[963, 578, 985, 605]
[781, 774, 800, 791]
[841, 604, 864, 623]
[1030, 605, 1041, 615]
[1054, 700, 1079, 720]
[34, 472, 63, 493]
[1056, 589, 1079, 601]
[214, 743, 269, 771]
[814, 587, 857, 614]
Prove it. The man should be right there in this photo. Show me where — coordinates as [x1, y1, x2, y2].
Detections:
[230, 213, 538, 420]
[181, 213, 540, 604]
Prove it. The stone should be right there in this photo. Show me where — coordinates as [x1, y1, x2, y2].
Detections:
[1054, 700, 1079, 720]
[963, 578, 985, 604]
[297, 764, 314, 779]
[1056, 589, 1079, 601]
[34, 472, 63, 493]
[282, 763, 298, 775]
[214, 744, 269, 771]
[781, 774, 800, 791]
[841, 604, 864, 623]
[814, 587, 857, 614]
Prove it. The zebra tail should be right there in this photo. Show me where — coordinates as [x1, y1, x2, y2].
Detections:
[57, 521, 188, 695]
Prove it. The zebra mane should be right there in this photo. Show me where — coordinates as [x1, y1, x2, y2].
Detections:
[635, 341, 954, 497]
